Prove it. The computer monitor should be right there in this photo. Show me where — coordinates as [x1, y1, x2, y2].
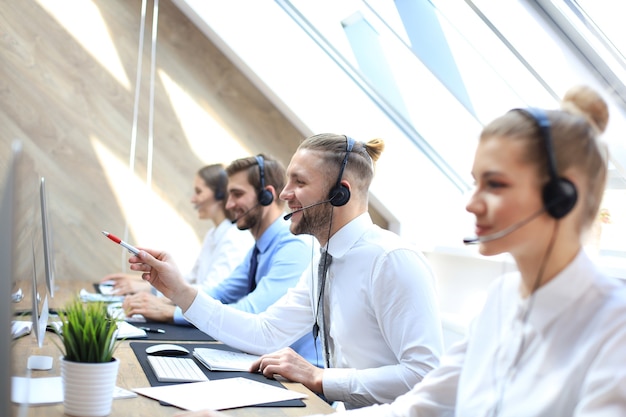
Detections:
[26, 175, 53, 369]
[5, 143, 54, 370]
[39, 177, 55, 298]
[0, 141, 21, 417]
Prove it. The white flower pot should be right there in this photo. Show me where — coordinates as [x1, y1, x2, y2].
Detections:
[61, 357, 120, 417]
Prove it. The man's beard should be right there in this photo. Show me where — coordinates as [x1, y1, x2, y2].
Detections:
[236, 205, 261, 231]
[291, 202, 332, 237]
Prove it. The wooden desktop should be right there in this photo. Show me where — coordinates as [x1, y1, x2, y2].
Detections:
[11, 281, 335, 417]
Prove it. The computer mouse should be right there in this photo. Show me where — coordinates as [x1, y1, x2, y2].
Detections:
[145, 343, 190, 357]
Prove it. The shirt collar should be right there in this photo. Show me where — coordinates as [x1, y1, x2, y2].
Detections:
[524, 249, 597, 331]
[324, 212, 372, 259]
[255, 217, 287, 254]
[213, 218, 233, 240]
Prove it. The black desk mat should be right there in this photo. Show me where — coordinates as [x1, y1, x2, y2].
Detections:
[133, 321, 216, 342]
[130, 341, 305, 408]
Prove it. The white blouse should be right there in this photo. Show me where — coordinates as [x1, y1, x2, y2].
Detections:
[184, 219, 253, 291]
[328, 249, 626, 417]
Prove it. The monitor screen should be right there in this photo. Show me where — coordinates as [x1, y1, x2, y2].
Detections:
[27, 174, 50, 350]
[0, 141, 21, 417]
[40, 177, 55, 298]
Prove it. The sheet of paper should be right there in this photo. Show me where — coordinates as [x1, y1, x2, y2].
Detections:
[12, 376, 63, 405]
[11, 377, 137, 405]
[11, 320, 33, 339]
[133, 377, 307, 411]
[116, 320, 147, 339]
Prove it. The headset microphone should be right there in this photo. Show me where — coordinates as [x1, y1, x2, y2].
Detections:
[463, 207, 546, 245]
[231, 203, 260, 224]
[283, 199, 332, 221]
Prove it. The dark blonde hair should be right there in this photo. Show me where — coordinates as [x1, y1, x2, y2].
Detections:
[298, 133, 384, 198]
[481, 85, 609, 230]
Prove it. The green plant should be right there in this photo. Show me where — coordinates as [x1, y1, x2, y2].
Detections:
[54, 298, 120, 363]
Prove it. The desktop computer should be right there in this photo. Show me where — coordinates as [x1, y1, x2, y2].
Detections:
[1, 141, 22, 417]
[25, 176, 57, 370]
[3, 141, 59, 379]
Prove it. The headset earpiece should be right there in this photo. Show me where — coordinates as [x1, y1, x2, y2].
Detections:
[328, 136, 355, 207]
[516, 108, 578, 219]
[329, 186, 350, 207]
[542, 177, 577, 219]
[255, 155, 274, 206]
[258, 188, 274, 206]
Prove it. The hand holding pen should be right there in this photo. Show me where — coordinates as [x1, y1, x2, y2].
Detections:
[126, 248, 197, 313]
[102, 231, 141, 256]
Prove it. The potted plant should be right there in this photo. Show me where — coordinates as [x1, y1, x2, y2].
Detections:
[53, 298, 121, 417]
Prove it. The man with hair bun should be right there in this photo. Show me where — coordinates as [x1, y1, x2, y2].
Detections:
[130, 133, 444, 410]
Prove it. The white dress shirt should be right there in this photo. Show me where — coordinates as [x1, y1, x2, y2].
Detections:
[332, 249, 626, 417]
[185, 213, 444, 409]
[183, 219, 253, 291]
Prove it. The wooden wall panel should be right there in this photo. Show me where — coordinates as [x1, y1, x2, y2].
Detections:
[0, 0, 387, 287]
[0, 0, 304, 283]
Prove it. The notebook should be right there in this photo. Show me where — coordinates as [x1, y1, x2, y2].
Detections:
[193, 347, 261, 372]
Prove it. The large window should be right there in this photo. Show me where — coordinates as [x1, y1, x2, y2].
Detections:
[535, 0, 626, 267]
[174, 0, 625, 273]
[278, 0, 626, 263]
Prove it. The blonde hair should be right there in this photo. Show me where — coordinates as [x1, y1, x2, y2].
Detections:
[298, 133, 384, 198]
[480, 85, 609, 231]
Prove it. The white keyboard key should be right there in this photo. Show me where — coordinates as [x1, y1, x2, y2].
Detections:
[147, 356, 208, 383]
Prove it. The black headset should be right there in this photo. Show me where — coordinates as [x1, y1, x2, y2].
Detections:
[515, 108, 577, 219]
[214, 169, 227, 201]
[254, 155, 274, 206]
[328, 136, 355, 207]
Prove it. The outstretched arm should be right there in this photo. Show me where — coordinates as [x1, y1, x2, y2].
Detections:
[128, 249, 197, 312]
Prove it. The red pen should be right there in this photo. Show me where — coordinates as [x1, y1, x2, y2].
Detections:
[101, 231, 141, 256]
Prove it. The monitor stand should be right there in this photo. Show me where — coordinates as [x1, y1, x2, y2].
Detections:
[27, 296, 53, 371]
